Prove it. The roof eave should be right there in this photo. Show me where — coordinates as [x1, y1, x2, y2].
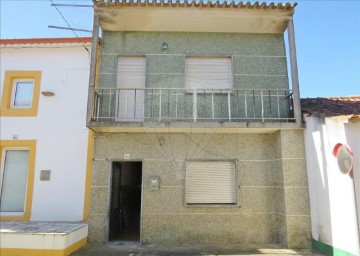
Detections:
[94, 1, 296, 34]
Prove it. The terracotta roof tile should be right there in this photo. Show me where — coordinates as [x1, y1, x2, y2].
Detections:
[301, 96, 360, 119]
[93, 0, 297, 10]
[0, 37, 93, 45]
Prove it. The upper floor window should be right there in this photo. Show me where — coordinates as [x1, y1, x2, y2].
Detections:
[12, 80, 34, 107]
[0, 71, 42, 117]
[185, 57, 232, 91]
[116, 56, 146, 121]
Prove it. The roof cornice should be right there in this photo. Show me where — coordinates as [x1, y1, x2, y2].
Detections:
[94, 1, 296, 33]
[93, 0, 297, 10]
[0, 37, 94, 46]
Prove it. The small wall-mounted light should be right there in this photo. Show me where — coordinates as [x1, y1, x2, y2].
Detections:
[41, 91, 55, 97]
[162, 42, 168, 53]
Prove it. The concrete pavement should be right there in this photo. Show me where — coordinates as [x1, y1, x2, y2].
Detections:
[72, 243, 323, 256]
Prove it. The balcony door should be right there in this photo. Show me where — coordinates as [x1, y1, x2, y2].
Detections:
[116, 56, 146, 121]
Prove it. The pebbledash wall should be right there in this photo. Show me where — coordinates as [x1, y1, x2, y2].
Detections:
[88, 31, 311, 248]
[0, 41, 92, 221]
[99, 31, 289, 90]
[90, 131, 310, 247]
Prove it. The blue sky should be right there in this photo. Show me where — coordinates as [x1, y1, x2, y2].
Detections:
[1, 0, 359, 98]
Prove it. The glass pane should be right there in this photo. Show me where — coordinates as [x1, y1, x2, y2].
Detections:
[0, 150, 29, 212]
[13, 81, 34, 107]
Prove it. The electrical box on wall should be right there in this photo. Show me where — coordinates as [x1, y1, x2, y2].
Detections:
[40, 170, 51, 181]
[148, 176, 160, 191]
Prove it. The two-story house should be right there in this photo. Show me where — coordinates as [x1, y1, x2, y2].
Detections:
[0, 37, 93, 255]
[86, 0, 310, 249]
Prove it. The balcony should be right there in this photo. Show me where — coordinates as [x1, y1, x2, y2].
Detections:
[88, 88, 296, 132]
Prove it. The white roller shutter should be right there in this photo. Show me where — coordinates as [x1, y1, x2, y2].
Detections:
[116, 56, 146, 121]
[185, 57, 232, 90]
[186, 161, 236, 204]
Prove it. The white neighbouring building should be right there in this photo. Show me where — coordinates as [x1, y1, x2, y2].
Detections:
[302, 96, 360, 256]
[0, 38, 94, 256]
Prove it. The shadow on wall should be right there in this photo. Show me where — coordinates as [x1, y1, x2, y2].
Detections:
[306, 117, 333, 248]
[308, 117, 359, 256]
[345, 122, 360, 240]
[318, 119, 333, 245]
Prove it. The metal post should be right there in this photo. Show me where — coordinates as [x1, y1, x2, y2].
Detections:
[175, 90, 178, 121]
[252, 91, 256, 118]
[288, 18, 302, 126]
[96, 92, 100, 121]
[193, 88, 197, 122]
[159, 89, 162, 122]
[134, 89, 137, 118]
[211, 93, 215, 119]
[125, 90, 128, 121]
[277, 90, 280, 118]
[168, 89, 170, 118]
[261, 90, 264, 121]
[244, 90, 248, 119]
[117, 89, 120, 120]
[268, 90, 272, 118]
[86, 15, 99, 125]
[228, 90, 231, 122]
[151, 89, 153, 118]
[109, 89, 112, 117]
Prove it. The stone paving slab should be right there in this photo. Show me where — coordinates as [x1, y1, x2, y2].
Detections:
[72, 244, 323, 256]
[0, 221, 87, 234]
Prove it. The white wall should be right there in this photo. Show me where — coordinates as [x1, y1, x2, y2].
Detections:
[304, 115, 360, 255]
[0, 45, 91, 221]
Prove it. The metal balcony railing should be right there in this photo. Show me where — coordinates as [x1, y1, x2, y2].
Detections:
[92, 88, 295, 123]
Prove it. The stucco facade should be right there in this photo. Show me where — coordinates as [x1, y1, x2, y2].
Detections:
[0, 38, 92, 255]
[0, 40, 91, 221]
[304, 115, 360, 255]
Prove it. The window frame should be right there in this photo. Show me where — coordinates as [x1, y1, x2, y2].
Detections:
[185, 160, 239, 207]
[1, 71, 41, 116]
[0, 140, 36, 221]
[0, 148, 30, 214]
[115, 55, 147, 121]
[185, 56, 234, 93]
[11, 79, 35, 108]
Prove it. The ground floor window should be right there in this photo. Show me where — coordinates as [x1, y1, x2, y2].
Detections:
[0, 149, 29, 212]
[186, 161, 237, 205]
[0, 140, 36, 221]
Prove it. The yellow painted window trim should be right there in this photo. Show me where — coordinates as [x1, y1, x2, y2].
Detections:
[83, 130, 94, 221]
[0, 140, 36, 221]
[0, 71, 42, 117]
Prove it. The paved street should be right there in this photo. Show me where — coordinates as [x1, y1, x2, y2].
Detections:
[73, 243, 323, 256]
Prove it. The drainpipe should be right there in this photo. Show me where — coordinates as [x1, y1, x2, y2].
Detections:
[287, 18, 302, 126]
[86, 14, 99, 127]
